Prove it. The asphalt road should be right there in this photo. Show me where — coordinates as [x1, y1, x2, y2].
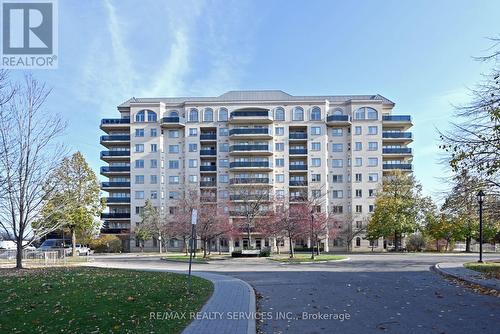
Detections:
[94, 253, 500, 334]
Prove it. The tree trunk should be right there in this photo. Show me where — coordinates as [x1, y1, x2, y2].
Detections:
[465, 237, 471, 252]
[316, 240, 320, 255]
[394, 232, 399, 252]
[289, 236, 294, 258]
[16, 238, 23, 269]
[276, 240, 280, 255]
[436, 239, 439, 252]
[71, 227, 77, 257]
[184, 237, 188, 255]
[203, 240, 208, 258]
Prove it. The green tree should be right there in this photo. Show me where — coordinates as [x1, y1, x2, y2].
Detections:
[134, 223, 152, 252]
[139, 199, 170, 253]
[42, 152, 103, 256]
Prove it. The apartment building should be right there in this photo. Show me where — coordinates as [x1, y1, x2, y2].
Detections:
[99, 90, 413, 252]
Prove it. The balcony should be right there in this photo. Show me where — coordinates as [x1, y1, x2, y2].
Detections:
[200, 149, 217, 156]
[289, 148, 307, 155]
[289, 164, 308, 171]
[100, 118, 130, 131]
[200, 181, 217, 187]
[289, 133, 308, 140]
[229, 210, 270, 217]
[100, 166, 130, 174]
[382, 132, 413, 143]
[230, 178, 270, 185]
[383, 115, 412, 122]
[100, 212, 131, 219]
[326, 115, 351, 126]
[230, 194, 270, 201]
[100, 150, 130, 160]
[101, 182, 130, 189]
[200, 133, 217, 141]
[229, 145, 272, 156]
[229, 109, 272, 124]
[229, 161, 272, 171]
[229, 128, 272, 139]
[289, 196, 308, 202]
[200, 165, 217, 172]
[161, 116, 185, 128]
[100, 135, 130, 146]
[383, 164, 413, 171]
[105, 197, 131, 204]
[289, 180, 308, 187]
[382, 148, 412, 155]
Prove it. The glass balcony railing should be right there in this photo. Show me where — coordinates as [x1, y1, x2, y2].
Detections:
[229, 128, 270, 136]
[382, 115, 412, 122]
[100, 166, 130, 173]
[382, 132, 413, 139]
[200, 165, 217, 171]
[289, 148, 307, 155]
[101, 212, 131, 219]
[289, 180, 308, 187]
[230, 145, 269, 152]
[230, 178, 270, 185]
[229, 161, 270, 168]
[289, 196, 308, 202]
[383, 164, 413, 170]
[200, 149, 217, 155]
[382, 148, 412, 154]
[230, 111, 269, 117]
[101, 182, 130, 188]
[289, 133, 307, 140]
[161, 116, 183, 123]
[101, 150, 130, 157]
[200, 181, 217, 187]
[230, 194, 270, 201]
[105, 197, 131, 203]
[101, 118, 130, 125]
[289, 164, 308, 170]
[327, 115, 350, 122]
[200, 134, 217, 140]
[100, 135, 130, 141]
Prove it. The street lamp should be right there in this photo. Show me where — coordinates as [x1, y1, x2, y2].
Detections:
[310, 209, 315, 260]
[476, 190, 485, 263]
[188, 209, 198, 293]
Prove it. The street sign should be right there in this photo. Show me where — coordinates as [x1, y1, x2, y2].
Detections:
[191, 209, 198, 225]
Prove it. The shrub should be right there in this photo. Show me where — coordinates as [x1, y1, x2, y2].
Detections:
[89, 235, 122, 253]
[231, 250, 242, 258]
[259, 248, 271, 257]
[406, 234, 427, 252]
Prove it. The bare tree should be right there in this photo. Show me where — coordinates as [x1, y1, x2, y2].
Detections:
[0, 74, 66, 268]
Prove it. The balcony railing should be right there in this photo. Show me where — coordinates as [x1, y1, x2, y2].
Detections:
[200, 134, 217, 140]
[230, 194, 270, 201]
[289, 133, 307, 140]
[382, 148, 412, 154]
[101, 182, 130, 188]
[100, 166, 130, 173]
[289, 148, 307, 155]
[101, 118, 130, 125]
[229, 210, 269, 217]
[105, 197, 131, 203]
[200, 149, 217, 155]
[229, 161, 270, 168]
[230, 178, 269, 185]
[200, 181, 217, 187]
[229, 128, 270, 136]
[289, 180, 308, 187]
[161, 116, 183, 123]
[200, 165, 217, 171]
[289, 164, 308, 170]
[327, 115, 349, 122]
[100, 135, 130, 141]
[230, 111, 269, 117]
[289, 196, 308, 202]
[101, 150, 130, 157]
[382, 132, 413, 139]
[382, 115, 412, 122]
[230, 145, 269, 152]
[383, 164, 413, 170]
[100, 212, 131, 219]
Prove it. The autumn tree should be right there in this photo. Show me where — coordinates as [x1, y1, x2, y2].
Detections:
[198, 204, 231, 258]
[140, 199, 170, 253]
[170, 189, 201, 255]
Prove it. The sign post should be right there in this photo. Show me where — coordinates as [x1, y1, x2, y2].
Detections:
[188, 209, 197, 294]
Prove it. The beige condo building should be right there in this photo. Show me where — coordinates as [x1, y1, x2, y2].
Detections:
[100, 90, 413, 252]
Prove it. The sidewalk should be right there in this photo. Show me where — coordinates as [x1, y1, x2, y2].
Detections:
[434, 262, 499, 292]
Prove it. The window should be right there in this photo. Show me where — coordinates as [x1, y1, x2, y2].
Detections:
[219, 190, 229, 199]
[169, 130, 179, 138]
[135, 160, 144, 168]
[355, 158, 362, 166]
[135, 129, 144, 137]
[189, 159, 198, 168]
[354, 142, 362, 151]
[219, 128, 228, 136]
[189, 143, 197, 152]
[369, 205, 375, 213]
[332, 174, 343, 183]
[311, 158, 321, 167]
[332, 143, 343, 152]
[189, 128, 198, 136]
[219, 174, 229, 183]
[150, 128, 157, 137]
[274, 107, 285, 121]
[276, 190, 285, 198]
[332, 206, 343, 214]
[332, 159, 343, 168]
[219, 159, 229, 168]
[332, 190, 343, 198]
[312, 190, 321, 198]
[135, 110, 145, 122]
[332, 128, 343, 137]
[203, 108, 214, 122]
[355, 189, 362, 198]
[368, 126, 378, 135]
[169, 160, 179, 169]
[275, 127, 284, 136]
[189, 108, 199, 122]
[276, 158, 284, 167]
[135, 144, 144, 153]
[169, 145, 179, 153]
[355, 173, 362, 182]
[169, 176, 179, 184]
[311, 127, 321, 135]
[151, 191, 158, 199]
[189, 175, 198, 183]
[150, 144, 157, 152]
[368, 142, 378, 151]
[275, 143, 284, 151]
[356, 205, 362, 213]
[219, 108, 228, 121]
[147, 110, 157, 122]
[310, 106, 321, 121]
[169, 191, 179, 199]
[311, 142, 321, 151]
[135, 191, 145, 199]
[369, 189, 376, 197]
[368, 158, 378, 167]
[312, 174, 321, 182]
[368, 173, 378, 182]
[356, 221, 363, 229]
[354, 126, 362, 135]
[219, 143, 229, 152]
[150, 175, 158, 184]
[292, 107, 304, 121]
[135, 175, 144, 184]
[369, 239, 379, 247]
[276, 174, 284, 183]
[354, 107, 377, 120]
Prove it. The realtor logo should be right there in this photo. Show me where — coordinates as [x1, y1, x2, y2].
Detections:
[1, 0, 58, 68]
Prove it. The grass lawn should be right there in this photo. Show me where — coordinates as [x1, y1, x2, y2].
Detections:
[162, 253, 230, 264]
[0, 267, 213, 334]
[464, 261, 500, 279]
[268, 253, 348, 263]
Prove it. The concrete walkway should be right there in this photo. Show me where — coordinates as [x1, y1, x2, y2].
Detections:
[434, 262, 499, 291]
[87, 262, 256, 334]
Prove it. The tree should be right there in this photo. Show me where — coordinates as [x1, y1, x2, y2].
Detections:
[0, 74, 66, 268]
[134, 223, 152, 252]
[271, 198, 307, 258]
[170, 189, 201, 255]
[198, 204, 231, 258]
[256, 212, 285, 254]
[366, 171, 422, 251]
[140, 199, 170, 253]
[41, 152, 103, 256]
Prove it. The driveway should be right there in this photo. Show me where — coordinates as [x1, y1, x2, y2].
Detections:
[94, 253, 499, 334]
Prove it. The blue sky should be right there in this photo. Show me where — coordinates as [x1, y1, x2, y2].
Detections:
[8, 0, 499, 200]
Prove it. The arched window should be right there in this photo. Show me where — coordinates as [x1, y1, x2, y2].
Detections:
[292, 107, 304, 121]
[218, 108, 228, 121]
[310, 106, 321, 121]
[274, 107, 285, 121]
[189, 108, 199, 122]
[366, 107, 378, 120]
[204, 108, 214, 122]
[354, 108, 365, 120]
[330, 107, 344, 116]
[355, 237, 361, 247]
[135, 110, 145, 122]
[354, 107, 378, 120]
[169, 110, 179, 117]
[147, 110, 157, 122]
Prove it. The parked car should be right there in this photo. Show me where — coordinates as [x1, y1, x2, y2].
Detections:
[0, 240, 37, 251]
[37, 239, 72, 255]
[73, 244, 90, 256]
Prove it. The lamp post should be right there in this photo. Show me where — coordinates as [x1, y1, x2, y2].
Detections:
[476, 190, 485, 263]
[310, 209, 315, 260]
[188, 209, 198, 294]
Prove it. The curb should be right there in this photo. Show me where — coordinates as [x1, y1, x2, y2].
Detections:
[270, 257, 351, 265]
[433, 262, 499, 292]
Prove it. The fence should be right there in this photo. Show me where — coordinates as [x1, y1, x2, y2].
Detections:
[0, 249, 92, 266]
[453, 243, 500, 252]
